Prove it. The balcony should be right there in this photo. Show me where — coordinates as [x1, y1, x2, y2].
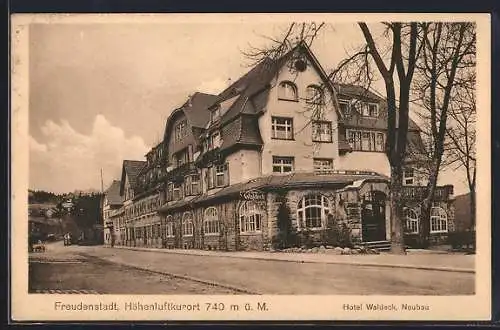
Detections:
[166, 162, 198, 183]
[195, 147, 223, 166]
[401, 185, 454, 201]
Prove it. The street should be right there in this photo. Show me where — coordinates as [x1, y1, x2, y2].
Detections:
[29, 242, 475, 295]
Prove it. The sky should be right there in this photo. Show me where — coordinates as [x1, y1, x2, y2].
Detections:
[27, 19, 471, 195]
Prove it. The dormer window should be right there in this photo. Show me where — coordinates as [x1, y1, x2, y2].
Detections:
[306, 85, 324, 104]
[278, 81, 298, 101]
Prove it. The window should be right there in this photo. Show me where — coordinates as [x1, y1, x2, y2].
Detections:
[347, 129, 385, 152]
[211, 131, 221, 149]
[367, 103, 379, 117]
[312, 121, 332, 142]
[339, 99, 350, 115]
[239, 201, 263, 233]
[404, 208, 419, 234]
[173, 182, 182, 201]
[306, 85, 324, 104]
[207, 163, 229, 189]
[404, 168, 415, 186]
[272, 156, 294, 173]
[297, 194, 329, 230]
[174, 120, 187, 142]
[210, 105, 221, 123]
[215, 165, 226, 187]
[182, 212, 194, 237]
[271, 117, 294, 140]
[430, 207, 448, 233]
[165, 215, 174, 237]
[313, 158, 333, 173]
[191, 174, 201, 195]
[278, 81, 298, 101]
[204, 207, 220, 235]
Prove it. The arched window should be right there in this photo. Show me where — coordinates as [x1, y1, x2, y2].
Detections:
[165, 215, 174, 237]
[306, 85, 324, 104]
[239, 201, 263, 233]
[182, 211, 194, 236]
[204, 207, 220, 235]
[278, 81, 298, 101]
[297, 194, 329, 230]
[403, 207, 419, 234]
[430, 207, 448, 233]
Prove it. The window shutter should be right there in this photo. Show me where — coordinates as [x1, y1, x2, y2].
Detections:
[184, 176, 191, 196]
[224, 163, 229, 186]
[207, 167, 213, 189]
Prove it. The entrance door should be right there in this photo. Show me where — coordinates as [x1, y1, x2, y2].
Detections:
[361, 191, 387, 242]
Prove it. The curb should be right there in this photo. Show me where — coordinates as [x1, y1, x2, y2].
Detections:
[109, 246, 475, 274]
[80, 252, 260, 295]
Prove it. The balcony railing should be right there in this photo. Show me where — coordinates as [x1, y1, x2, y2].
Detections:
[401, 185, 454, 201]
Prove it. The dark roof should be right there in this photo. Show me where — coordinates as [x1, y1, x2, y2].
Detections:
[220, 115, 264, 151]
[159, 171, 388, 213]
[105, 180, 123, 206]
[182, 92, 219, 128]
[121, 160, 146, 194]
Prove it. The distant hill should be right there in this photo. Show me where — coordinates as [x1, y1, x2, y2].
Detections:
[454, 192, 473, 232]
[28, 190, 61, 204]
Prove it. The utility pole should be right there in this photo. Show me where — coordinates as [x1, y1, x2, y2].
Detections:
[100, 168, 104, 193]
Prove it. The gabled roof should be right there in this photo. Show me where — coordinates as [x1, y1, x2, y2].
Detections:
[211, 42, 343, 127]
[119, 160, 146, 195]
[104, 180, 123, 206]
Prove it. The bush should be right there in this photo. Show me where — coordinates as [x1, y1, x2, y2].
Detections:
[448, 231, 475, 250]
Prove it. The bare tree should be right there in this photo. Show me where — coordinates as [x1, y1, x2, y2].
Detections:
[411, 22, 476, 245]
[243, 22, 425, 254]
[446, 77, 476, 231]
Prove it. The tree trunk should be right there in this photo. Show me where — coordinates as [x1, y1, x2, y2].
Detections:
[420, 159, 440, 248]
[390, 166, 406, 254]
[469, 188, 476, 231]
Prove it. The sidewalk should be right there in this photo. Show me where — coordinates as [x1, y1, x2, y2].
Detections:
[110, 245, 475, 273]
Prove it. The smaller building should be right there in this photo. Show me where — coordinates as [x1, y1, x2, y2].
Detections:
[102, 180, 124, 246]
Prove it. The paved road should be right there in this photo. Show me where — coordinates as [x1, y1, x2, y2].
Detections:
[38, 243, 475, 295]
[29, 244, 239, 295]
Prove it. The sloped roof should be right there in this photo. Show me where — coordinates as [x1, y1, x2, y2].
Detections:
[159, 171, 388, 213]
[182, 92, 219, 128]
[105, 180, 123, 206]
[219, 115, 264, 151]
[213, 42, 340, 127]
[120, 160, 146, 194]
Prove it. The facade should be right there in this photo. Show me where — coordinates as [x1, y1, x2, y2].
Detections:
[105, 42, 455, 251]
[103, 180, 124, 245]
